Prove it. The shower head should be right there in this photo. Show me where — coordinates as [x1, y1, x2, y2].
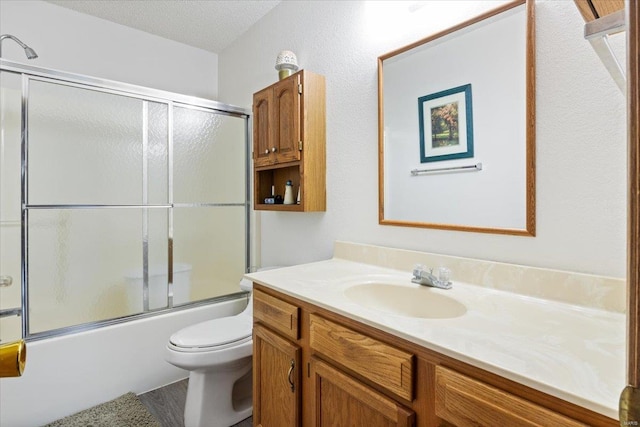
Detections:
[0, 34, 38, 60]
[23, 46, 38, 60]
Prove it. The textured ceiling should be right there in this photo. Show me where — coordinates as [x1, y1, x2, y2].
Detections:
[45, 0, 281, 54]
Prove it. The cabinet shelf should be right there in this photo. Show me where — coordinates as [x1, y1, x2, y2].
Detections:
[254, 203, 303, 212]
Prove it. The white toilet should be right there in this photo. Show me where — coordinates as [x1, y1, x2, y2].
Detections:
[165, 277, 255, 427]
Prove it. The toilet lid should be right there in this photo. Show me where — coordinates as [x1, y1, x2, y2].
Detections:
[169, 315, 252, 349]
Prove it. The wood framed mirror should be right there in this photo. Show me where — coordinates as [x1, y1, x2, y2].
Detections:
[378, 0, 535, 236]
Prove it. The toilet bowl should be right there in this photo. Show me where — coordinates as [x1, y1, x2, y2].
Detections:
[164, 277, 255, 427]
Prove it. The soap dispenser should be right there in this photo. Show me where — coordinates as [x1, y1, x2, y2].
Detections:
[284, 180, 294, 204]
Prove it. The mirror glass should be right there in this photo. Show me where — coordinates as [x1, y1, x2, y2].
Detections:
[378, 0, 535, 235]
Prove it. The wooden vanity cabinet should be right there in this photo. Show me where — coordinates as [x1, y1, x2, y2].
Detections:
[253, 324, 301, 427]
[310, 358, 415, 427]
[434, 366, 586, 427]
[252, 286, 415, 427]
[252, 70, 326, 212]
[252, 289, 302, 427]
[309, 314, 414, 402]
[309, 314, 416, 427]
[252, 284, 617, 427]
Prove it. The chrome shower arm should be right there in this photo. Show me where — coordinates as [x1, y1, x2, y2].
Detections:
[0, 34, 38, 59]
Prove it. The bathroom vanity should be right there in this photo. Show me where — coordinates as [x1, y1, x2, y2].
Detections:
[247, 242, 624, 427]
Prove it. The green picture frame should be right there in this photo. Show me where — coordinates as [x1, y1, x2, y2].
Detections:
[418, 84, 474, 163]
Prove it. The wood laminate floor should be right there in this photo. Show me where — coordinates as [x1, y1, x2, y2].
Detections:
[138, 379, 252, 427]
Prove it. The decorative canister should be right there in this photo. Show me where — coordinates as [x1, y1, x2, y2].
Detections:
[275, 50, 299, 80]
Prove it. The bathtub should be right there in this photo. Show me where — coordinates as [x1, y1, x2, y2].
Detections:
[0, 297, 247, 426]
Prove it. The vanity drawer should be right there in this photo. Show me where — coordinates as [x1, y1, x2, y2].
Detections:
[253, 288, 300, 340]
[309, 314, 414, 401]
[434, 366, 586, 427]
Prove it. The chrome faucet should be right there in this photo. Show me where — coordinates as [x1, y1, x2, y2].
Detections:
[411, 264, 452, 289]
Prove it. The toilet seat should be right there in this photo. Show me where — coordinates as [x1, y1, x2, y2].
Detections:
[169, 316, 252, 352]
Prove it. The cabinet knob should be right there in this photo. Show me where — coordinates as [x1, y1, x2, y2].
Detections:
[264, 149, 270, 154]
[271, 147, 277, 153]
[0, 276, 13, 287]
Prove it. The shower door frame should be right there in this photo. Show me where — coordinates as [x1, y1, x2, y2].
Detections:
[0, 58, 252, 341]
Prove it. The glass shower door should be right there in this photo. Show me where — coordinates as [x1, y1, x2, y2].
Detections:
[25, 79, 170, 334]
[172, 106, 247, 303]
[0, 65, 249, 340]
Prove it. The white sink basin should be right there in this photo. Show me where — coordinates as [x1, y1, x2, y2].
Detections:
[344, 283, 466, 319]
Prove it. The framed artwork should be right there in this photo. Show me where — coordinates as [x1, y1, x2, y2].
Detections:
[418, 84, 474, 163]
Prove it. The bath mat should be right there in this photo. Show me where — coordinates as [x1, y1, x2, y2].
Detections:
[43, 392, 160, 427]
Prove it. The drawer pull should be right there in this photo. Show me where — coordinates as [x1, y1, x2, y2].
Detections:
[287, 359, 295, 392]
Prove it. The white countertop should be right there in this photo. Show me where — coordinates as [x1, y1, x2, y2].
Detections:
[246, 258, 625, 420]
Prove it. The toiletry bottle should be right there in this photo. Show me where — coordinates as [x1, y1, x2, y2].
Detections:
[284, 180, 294, 204]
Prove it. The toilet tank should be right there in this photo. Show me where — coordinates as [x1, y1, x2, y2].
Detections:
[239, 278, 253, 293]
[124, 263, 192, 311]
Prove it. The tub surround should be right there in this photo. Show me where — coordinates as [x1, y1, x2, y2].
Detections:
[246, 241, 625, 420]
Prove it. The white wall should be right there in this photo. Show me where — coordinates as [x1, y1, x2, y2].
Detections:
[0, 0, 218, 98]
[219, 0, 627, 278]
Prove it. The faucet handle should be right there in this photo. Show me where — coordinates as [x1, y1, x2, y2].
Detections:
[413, 264, 432, 272]
[437, 267, 451, 284]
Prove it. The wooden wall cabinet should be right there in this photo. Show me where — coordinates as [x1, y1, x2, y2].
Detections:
[252, 284, 616, 427]
[252, 70, 326, 212]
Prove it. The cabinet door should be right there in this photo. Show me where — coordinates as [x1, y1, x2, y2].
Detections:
[253, 86, 273, 167]
[310, 358, 415, 427]
[253, 323, 301, 427]
[434, 366, 586, 427]
[272, 75, 301, 164]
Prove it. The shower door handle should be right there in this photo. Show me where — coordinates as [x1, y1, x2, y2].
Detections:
[0, 276, 13, 287]
[287, 359, 295, 392]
